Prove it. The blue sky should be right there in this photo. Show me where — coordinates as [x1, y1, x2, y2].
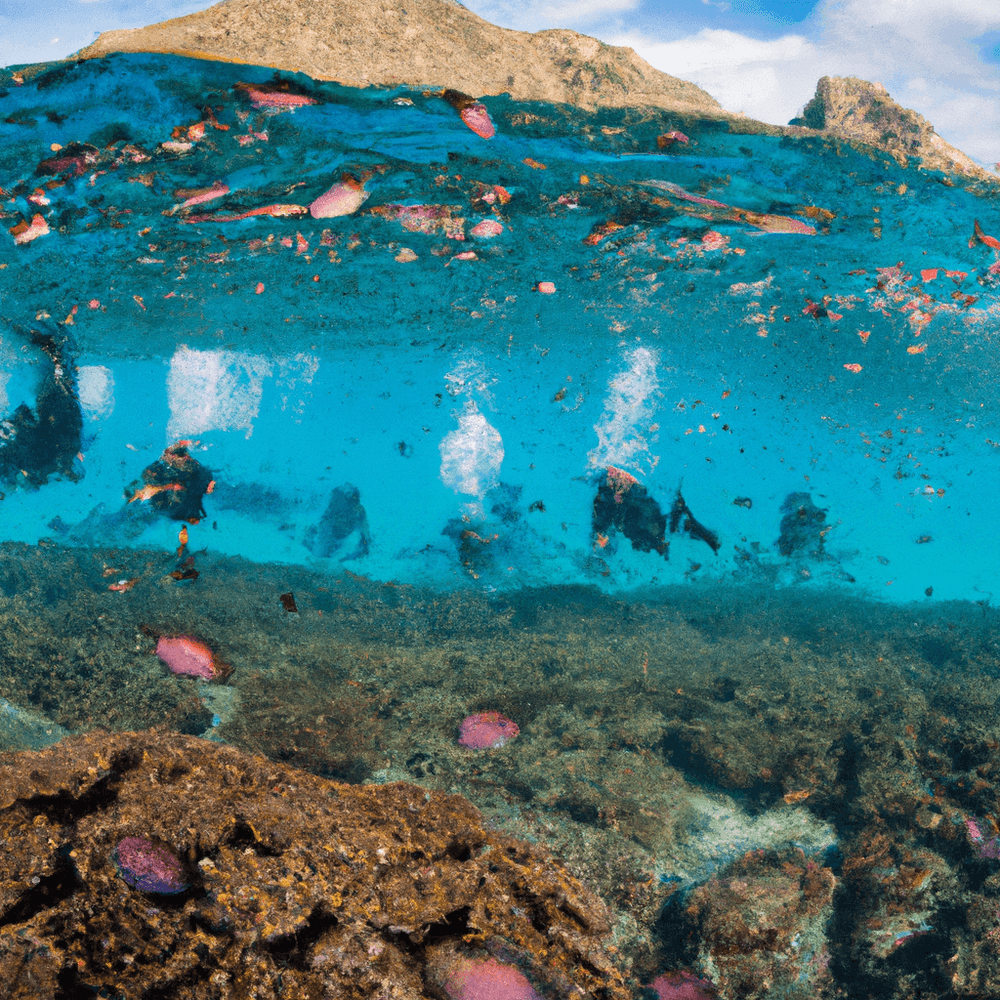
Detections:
[3, 0, 999, 167]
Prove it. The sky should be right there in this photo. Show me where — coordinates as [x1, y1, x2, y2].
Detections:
[2, 0, 999, 168]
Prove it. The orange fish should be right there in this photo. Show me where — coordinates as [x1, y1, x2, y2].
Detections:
[129, 483, 183, 503]
[109, 577, 139, 592]
[10, 213, 49, 245]
[970, 219, 1000, 251]
[583, 220, 624, 246]
[183, 204, 307, 224]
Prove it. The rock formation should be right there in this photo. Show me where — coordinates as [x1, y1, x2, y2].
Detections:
[74, 0, 721, 115]
[791, 75, 987, 181]
[69, 2, 996, 187]
[0, 730, 626, 1000]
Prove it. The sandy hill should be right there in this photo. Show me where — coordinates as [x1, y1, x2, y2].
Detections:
[74, 0, 721, 115]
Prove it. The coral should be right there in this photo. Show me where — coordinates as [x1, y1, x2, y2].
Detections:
[648, 970, 717, 999]
[459, 711, 521, 749]
[442, 955, 541, 1000]
[112, 836, 188, 894]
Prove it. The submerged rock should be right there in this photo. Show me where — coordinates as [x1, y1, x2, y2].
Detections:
[0, 730, 626, 1000]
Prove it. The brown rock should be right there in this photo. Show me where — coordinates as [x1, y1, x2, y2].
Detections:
[683, 849, 836, 999]
[73, 0, 721, 115]
[66, 1, 998, 190]
[794, 75, 992, 183]
[0, 729, 626, 1000]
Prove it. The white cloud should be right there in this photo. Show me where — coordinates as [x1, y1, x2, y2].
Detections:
[613, 4, 1000, 167]
[464, 0, 639, 31]
[614, 28, 836, 124]
[623, 28, 816, 76]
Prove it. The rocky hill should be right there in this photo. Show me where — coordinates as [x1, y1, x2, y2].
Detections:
[74, 0, 721, 115]
[791, 75, 986, 182]
[69, 0, 996, 188]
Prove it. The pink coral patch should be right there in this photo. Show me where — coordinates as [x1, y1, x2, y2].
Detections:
[444, 957, 540, 1000]
[458, 712, 520, 749]
[649, 971, 717, 1000]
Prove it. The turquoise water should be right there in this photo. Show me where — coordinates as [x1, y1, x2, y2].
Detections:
[1, 54, 997, 604]
[1, 53, 1000, 999]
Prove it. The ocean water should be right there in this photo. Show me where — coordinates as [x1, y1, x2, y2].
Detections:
[1, 53, 999, 998]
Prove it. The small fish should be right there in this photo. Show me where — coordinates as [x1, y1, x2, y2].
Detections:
[182, 203, 307, 223]
[470, 219, 503, 237]
[237, 83, 317, 110]
[656, 131, 689, 148]
[969, 219, 1000, 251]
[9, 213, 50, 245]
[309, 174, 369, 219]
[441, 89, 496, 139]
[128, 483, 183, 503]
[167, 182, 230, 215]
[460, 103, 495, 140]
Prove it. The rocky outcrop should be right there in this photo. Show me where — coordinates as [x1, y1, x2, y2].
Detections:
[64, 3, 997, 188]
[792, 75, 988, 181]
[74, 0, 721, 115]
[0, 730, 626, 1000]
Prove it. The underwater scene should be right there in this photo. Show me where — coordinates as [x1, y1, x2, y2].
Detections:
[0, 51, 999, 999]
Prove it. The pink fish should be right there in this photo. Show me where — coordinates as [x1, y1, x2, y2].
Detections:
[645, 179, 728, 208]
[10, 213, 49, 245]
[441, 89, 495, 139]
[741, 211, 815, 234]
[238, 83, 317, 110]
[167, 183, 230, 215]
[182, 204, 307, 223]
[657, 131, 690, 149]
[470, 219, 503, 237]
[460, 103, 495, 139]
[310, 174, 369, 218]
